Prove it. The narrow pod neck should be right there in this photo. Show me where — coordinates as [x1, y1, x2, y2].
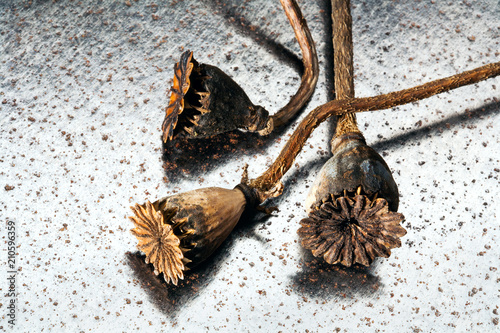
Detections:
[330, 131, 366, 154]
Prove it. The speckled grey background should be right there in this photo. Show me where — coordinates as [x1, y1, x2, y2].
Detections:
[0, 0, 499, 332]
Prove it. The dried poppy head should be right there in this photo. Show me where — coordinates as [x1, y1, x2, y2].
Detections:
[305, 132, 399, 212]
[129, 184, 258, 285]
[162, 51, 273, 143]
[299, 132, 406, 267]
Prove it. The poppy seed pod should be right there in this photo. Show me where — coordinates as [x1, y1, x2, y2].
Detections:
[129, 184, 258, 285]
[299, 132, 406, 267]
[162, 51, 273, 143]
[305, 132, 399, 212]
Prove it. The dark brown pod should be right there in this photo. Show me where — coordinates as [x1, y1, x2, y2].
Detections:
[162, 51, 272, 143]
[129, 184, 258, 285]
[299, 132, 406, 267]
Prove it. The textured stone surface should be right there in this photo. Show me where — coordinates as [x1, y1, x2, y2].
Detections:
[0, 0, 499, 331]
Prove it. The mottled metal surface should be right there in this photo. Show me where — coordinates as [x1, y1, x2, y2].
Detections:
[0, 0, 499, 332]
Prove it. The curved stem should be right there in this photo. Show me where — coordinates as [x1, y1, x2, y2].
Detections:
[271, 0, 320, 128]
[250, 61, 500, 193]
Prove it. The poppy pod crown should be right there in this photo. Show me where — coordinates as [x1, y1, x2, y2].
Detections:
[162, 51, 272, 143]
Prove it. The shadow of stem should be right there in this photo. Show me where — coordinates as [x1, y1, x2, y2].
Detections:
[203, 0, 303, 72]
[372, 100, 500, 151]
[275, 100, 500, 202]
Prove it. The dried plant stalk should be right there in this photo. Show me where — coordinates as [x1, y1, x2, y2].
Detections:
[250, 0, 499, 194]
[250, 61, 500, 193]
[331, 0, 361, 137]
[271, 0, 320, 128]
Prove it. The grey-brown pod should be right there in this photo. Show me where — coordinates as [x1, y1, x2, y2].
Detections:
[129, 184, 259, 285]
[299, 132, 406, 267]
[305, 132, 399, 212]
[162, 51, 272, 143]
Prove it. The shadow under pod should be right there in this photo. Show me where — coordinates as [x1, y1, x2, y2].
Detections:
[162, 129, 274, 181]
[125, 243, 232, 319]
[125, 208, 272, 319]
[290, 247, 383, 300]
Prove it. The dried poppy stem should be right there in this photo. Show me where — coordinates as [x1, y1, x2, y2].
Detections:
[331, 0, 361, 138]
[271, 0, 320, 128]
[249, 61, 500, 193]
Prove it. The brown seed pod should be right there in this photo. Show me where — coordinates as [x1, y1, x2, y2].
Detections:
[129, 185, 258, 285]
[162, 51, 272, 143]
[305, 132, 399, 212]
[300, 132, 406, 266]
[298, 187, 406, 267]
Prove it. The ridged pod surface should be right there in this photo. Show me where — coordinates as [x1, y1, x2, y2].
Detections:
[130, 186, 251, 285]
[162, 51, 272, 143]
[305, 132, 399, 213]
